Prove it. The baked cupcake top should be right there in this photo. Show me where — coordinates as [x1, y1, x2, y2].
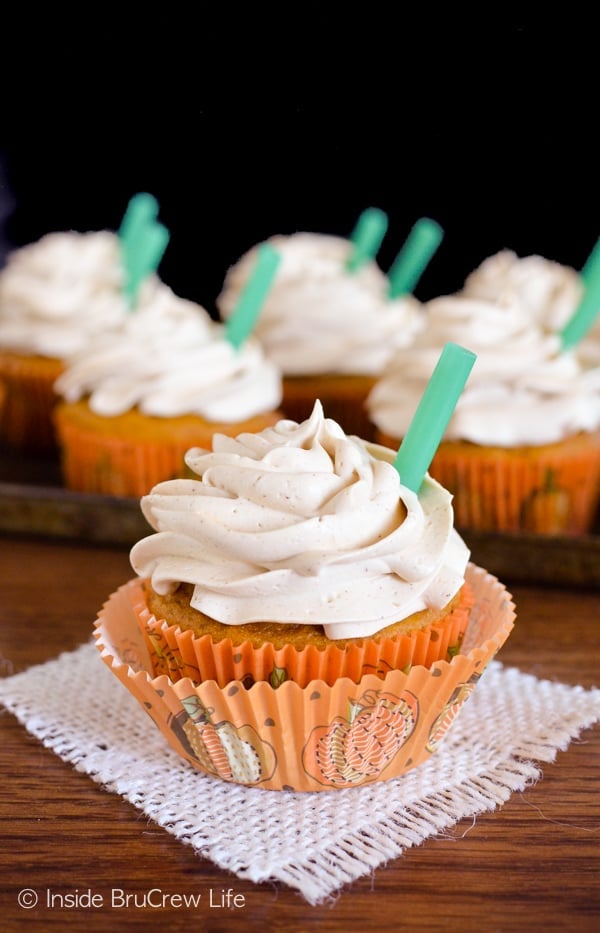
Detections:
[216, 233, 423, 376]
[54, 286, 282, 422]
[130, 400, 470, 640]
[0, 231, 134, 357]
[366, 291, 600, 447]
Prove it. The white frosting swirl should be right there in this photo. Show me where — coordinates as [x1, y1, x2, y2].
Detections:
[54, 288, 282, 422]
[217, 233, 423, 375]
[462, 249, 600, 368]
[463, 249, 583, 333]
[130, 401, 470, 640]
[367, 292, 600, 447]
[0, 231, 134, 357]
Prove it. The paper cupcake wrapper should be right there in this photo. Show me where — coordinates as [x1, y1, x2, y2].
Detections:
[54, 412, 195, 498]
[0, 350, 63, 451]
[54, 406, 283, 498]
[133, 583, 474, 689]
[375, 430, 600, 535]
[93, 564, 515, 792]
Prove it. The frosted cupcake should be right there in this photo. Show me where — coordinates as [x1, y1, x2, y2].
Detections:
[216, 213, 440, 439]
[128, 399, 474, 687]
[367, 291, 600, 534]
[0, 228, 133, 450]
[94, 393, 515, 791]
[53, 283, 283, 498]
[0, 193, 169, 452]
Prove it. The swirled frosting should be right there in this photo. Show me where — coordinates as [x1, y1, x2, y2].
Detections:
[462, 248, 600, 368]
[463, 249, 583, 333]
[0, 231, 134, 357]
[130, 401, 470, 640]
[54, 287, 282, 421]
[367, 292, 600, 447]
[216, 233, 423, 375]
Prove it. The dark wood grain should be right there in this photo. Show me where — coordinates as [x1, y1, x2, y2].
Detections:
[1, 534, 599, 932]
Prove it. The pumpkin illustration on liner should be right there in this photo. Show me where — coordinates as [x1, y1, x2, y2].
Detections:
[426, 673, 480, 754]
[519, 468, 571, 534]
[168, 694, 277, 786]
[302, 687, 419, 788]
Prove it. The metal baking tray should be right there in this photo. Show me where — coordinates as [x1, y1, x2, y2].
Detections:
[1, 451, 599, 590]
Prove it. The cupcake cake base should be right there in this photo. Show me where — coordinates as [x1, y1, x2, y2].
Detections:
[281, 374, 377, 440]
[132, 580, 474, 689]
[54, 401, 283, 498]
[0, 349, 64, 451]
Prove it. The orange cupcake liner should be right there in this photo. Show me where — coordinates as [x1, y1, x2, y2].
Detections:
[94, 564, 515, 791]
[53, 404, 283, 498]
[0, 350, 64, 451]
[132, 582, 474, 689]
[375, 430, 600, 535]
[54, 411, 194, 498]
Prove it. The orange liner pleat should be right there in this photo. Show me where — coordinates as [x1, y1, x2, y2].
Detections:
[133, 583, 474, 689]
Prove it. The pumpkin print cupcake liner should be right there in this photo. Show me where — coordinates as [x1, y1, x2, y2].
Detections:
[132, 582, 474, 690]
[375, 430, 600, 536]
[0, 350, 64, 451]
[53, 402, 283, 498]
[94, 563, 515, 792]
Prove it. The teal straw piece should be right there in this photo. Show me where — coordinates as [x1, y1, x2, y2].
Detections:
[123, 222, 170, 307]
[393, 342, 477, 493]
[225, 243, 281, 349]
[560, 236, 600, 350]
[118, 193, 159, 246]
[388, 217, 444, 299]
[580, 235, 600, 288]
[346, 207, 389, 273]
[560, 285, 600, 350]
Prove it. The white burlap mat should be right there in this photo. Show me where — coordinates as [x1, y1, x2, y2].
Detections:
[1, 643, 599, 905]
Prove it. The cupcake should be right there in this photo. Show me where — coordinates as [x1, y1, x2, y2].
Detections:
[0, 191, 172, 453]
[216, 216, 430, 439]
[0, 226, 141, 452]
[367, 291, 600, 535]
[53, 283, 283, 498]
[94, 400, 515, 791]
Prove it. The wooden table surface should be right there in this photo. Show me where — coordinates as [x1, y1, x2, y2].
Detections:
[1, 533, 599, 932]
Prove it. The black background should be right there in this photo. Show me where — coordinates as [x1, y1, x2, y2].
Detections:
[1, 10, 597, 319]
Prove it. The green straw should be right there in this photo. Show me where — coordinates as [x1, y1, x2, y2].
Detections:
[123, 222, 170, 307]
[388, 217, 444, 299]
[346, 207, 388, 273]
[118, 192, 159, 246]
[117, 193, 169, 307]
[225, 243, 281, 349]
[393, 342, 477, 492]
[580, 235, 600, 288]
[560, 235, 600, 350]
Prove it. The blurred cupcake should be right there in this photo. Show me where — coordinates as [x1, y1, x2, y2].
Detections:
[0, 193, 166, 452]
[216, 213, 441, 439]
[94, 400, 515, 791]
[367, 291, 600, 535]
[53, 283, 284, 498]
